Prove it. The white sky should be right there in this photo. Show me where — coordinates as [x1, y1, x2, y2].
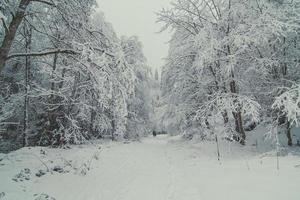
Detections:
[96, 0, 172, 71]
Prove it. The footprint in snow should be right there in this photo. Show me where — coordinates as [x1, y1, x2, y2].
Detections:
[34, 193, 56, 200]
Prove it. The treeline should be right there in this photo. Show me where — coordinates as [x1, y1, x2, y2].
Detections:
[158, 0, 300, 145]
[0, 0, 153, 151]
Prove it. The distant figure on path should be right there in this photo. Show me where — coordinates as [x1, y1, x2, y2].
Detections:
[153, 131, 157, 137]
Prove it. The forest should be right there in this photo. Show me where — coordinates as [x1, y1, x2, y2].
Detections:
[0, 0, 300, 200]
[158, 0, 300, 146]
[0, 0, 154, 152]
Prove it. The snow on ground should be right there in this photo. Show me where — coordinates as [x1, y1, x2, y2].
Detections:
[0, 135, 300, 200]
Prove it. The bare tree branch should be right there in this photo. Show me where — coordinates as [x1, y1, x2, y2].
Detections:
[6, 49, 79, 60]
[31, 0, 55, 6]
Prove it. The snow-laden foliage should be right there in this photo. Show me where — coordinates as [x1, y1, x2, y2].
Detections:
[121, 36, 153, 138]
[0, 0, 153, 151]
[158, 0, 300, 145]
[273, 85, 300, 126]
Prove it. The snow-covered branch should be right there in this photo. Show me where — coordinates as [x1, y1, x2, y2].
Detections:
[6, 49, 79, 60]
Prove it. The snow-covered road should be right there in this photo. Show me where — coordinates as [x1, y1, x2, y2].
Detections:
[1, 135, 300, 200]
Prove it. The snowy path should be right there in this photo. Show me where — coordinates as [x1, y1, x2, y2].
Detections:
[1, 135, 300, 200]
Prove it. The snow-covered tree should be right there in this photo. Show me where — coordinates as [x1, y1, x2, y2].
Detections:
[0, 1, 152, 151]
[121, 36, 153, 138]
[158, 0, 300, 145]
[273, 84, 300, 145]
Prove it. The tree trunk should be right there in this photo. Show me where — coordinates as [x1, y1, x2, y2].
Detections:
[205, 119, 210, 130]
[282, 37, 288, 76]
[110, 88, 116, 141]
[233, 111, 246, 145]
[230, 68, 246, 145]
[111, 118, 116, 141]
[48, 53, 58, 144]
[90, 92, 96, 137]
[222, 110, 229, 124]
[0, 0, 31, 73]
[68, 72, 80, 114]
[287, 121, 293, 146]
[22, 23, 32, 147]
[226, 36, 246, 145]
[58, 68, 66, 89]
[50, 53, 58, 93]
[90, 108, 96, 136]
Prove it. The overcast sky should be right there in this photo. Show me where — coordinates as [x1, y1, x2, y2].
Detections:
[96, 0, 172, 71]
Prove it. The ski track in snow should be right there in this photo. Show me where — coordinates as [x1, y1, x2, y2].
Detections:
[1, 135, 300, 200]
